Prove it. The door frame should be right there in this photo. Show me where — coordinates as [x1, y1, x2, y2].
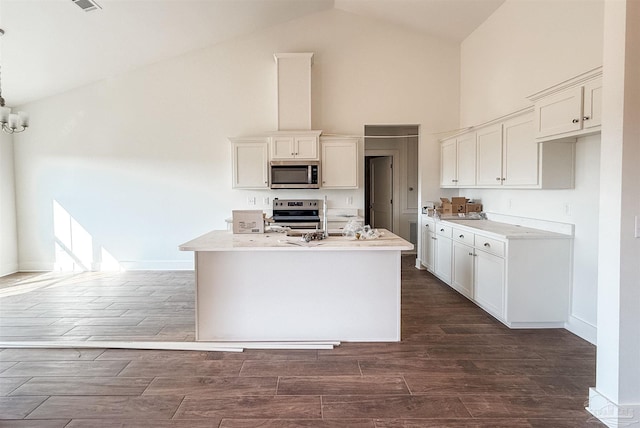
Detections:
[364, 149, 400, 234]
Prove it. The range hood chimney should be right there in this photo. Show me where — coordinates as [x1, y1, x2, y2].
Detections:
[274, 53, 314, 131]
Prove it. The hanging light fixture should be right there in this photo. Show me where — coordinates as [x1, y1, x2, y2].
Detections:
[0, 28, 29, 134]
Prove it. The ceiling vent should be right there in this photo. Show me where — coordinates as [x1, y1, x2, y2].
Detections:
[72, 0, 102, 12]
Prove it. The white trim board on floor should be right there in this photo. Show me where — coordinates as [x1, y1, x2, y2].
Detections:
[0, 340, 340, 352]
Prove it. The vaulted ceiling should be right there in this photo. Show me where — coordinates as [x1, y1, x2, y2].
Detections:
[0, 0, 504, 106]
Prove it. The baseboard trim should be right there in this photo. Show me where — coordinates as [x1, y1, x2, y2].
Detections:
[565, 315, 597, 345]
[17, 260, 194, 272]
[588, 387, 640, 427]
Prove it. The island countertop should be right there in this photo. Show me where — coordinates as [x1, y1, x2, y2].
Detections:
[179, 229, 413, 252]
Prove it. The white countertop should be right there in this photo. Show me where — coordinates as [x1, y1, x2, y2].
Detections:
[180, 229, 413, 252]
[426, 217, 572, 240]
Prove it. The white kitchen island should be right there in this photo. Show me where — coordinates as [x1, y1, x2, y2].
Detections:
[179, 229, 413, 343]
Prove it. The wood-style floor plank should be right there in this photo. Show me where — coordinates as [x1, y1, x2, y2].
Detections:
[26, 395, 184, 420]
[0, 257, 604, 426]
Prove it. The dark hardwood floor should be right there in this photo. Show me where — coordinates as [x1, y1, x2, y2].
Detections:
[0, 256, 603, 427]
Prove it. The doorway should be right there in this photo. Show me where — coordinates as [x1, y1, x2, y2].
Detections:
[365, 156, 393, 229]
[364, 125, 419, 240]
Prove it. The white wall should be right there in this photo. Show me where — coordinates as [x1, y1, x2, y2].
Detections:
[0, 132, 18, 276]
[13, 8, 459, 271]
[459, 0, 605, 343]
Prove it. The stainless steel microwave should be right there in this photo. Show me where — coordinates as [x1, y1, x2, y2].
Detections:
[270, 161, 320, 189]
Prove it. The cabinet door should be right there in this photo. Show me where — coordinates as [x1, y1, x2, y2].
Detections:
[502, 113, 539, 187]
[534, 86, 583, 139]
[452, 242, 474, 299]
[474, 249, 505, 320]
[321, 139, 358, 188]
[440, 139, 457, 187]
[425, 229, 436, 271]
[583, 78, 602, 129]
[271, 136, 295, 159]
[232, 141, 269, 189]
[476, 125, 503, 186]
[456, 133, 476, 186]
[420, 221, 430, 268]
[434, 236, 452, 284]
[295, 136, 318, 159]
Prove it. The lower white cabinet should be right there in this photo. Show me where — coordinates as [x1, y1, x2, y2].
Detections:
[473, 249, 505, 319]
[422, 220, 572, 328]
[420, 216, 435, 271]
[452, 241, 474, 300]
[434, 234, 452, 284]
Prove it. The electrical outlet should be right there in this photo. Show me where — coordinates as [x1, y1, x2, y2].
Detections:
[263, 197, 270, 205]
[247, 197, 256, 205]
[564, 203, 572, 217]
[507, 199, 512, 210]
[346, 196, 353, 205]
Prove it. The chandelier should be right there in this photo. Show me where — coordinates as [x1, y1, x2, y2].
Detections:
[0, 29, 29, 134]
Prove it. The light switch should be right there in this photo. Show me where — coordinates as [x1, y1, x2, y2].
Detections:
[635, 216, 639, 238]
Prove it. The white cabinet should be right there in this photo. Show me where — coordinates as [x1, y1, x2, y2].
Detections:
[440, 138, 457, 187]
[529, 67, 602, 142]
[422, 220, 572, 328]
[320, 137, 359, 189]
[270, 131, 321, 160]
[420, 216, 435, 271]
[451, 229, 475, 299]
[230, 138, 269, 189]
[474, 249, 506, 320]
[476, 124, 503, 186]
[440, 132, 476, 187]
[469, 110, 575, 189]
[583, 77, 602, 129]
[433, 224, 452, 284]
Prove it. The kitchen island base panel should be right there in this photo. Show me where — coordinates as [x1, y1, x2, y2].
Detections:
[195, 250, 401, 342]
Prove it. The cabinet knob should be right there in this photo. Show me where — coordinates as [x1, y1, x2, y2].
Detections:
[572, 118, 580, 123]
[425, 224, 430, 228]
[440, 228, 444, 232]
[468, 252, 473, 256]
[501, 178, 506, 181]
[459, 234, 464, 238]
[431, 237, 437, 240]
[495, 177, 501, 181]
[483, 242, 491, 247]
[583, 116, 590, 121]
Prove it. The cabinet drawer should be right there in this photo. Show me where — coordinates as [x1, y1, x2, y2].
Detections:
[453, 228, 474, 246]
[436, 224, 453, 238]
[474, 235, 505, 257]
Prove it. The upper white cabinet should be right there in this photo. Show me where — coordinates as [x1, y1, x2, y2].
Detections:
[476, 124, 503, 186]
[528, 67, 602, 142]
[270, 130, 321, 160]
[230, 137, 269, 189]
[440, 132, 476, 188]
[320, 137, 359, 189]
[441, 110, 575, 189]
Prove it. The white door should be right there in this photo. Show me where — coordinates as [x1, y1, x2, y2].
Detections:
[370, 156, 393, 231]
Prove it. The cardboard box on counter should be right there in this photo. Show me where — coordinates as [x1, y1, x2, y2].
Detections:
[466, 203, 483, 213]
[440, 197, 468, 215]
[232, 210, 264, 234]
